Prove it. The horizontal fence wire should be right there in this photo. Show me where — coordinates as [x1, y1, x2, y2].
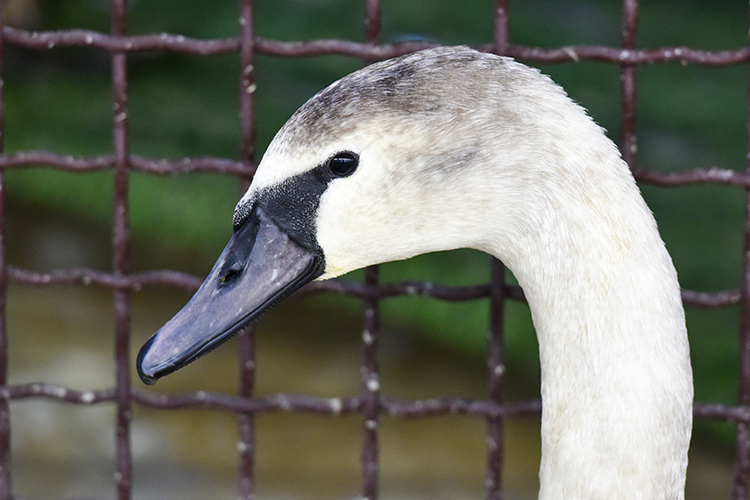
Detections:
[5, 265, 743, 307]
[0, 0, 748, 499]
[3, 25, 750, 65]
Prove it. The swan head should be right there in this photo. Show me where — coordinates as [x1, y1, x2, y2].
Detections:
[136, 46, 616, 384]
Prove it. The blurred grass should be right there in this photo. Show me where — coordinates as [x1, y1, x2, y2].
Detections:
[4, 0, 750, 444]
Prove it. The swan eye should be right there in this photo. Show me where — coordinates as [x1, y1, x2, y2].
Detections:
[327, 152, 359, 177]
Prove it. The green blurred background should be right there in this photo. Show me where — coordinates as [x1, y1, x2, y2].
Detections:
[3, 0, 750, 498]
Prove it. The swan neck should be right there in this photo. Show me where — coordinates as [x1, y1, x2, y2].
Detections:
[485, 159, 693, 500]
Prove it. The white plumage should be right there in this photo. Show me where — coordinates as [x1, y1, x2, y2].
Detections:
[244, 46, 693, 500]
[139, 45, 693, 500]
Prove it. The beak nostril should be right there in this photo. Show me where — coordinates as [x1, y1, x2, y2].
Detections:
[219, 267, 241, 285]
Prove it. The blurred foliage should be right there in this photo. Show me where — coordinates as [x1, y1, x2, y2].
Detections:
[4, 0, 750, 443]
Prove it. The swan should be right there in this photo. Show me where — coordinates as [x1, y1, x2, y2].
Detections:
[136, 46, 693, 500]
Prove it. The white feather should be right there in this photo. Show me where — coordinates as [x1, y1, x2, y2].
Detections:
[244, 46, 692, 500]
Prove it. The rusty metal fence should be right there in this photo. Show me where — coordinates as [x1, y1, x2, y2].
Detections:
[1, 0, 750, 499]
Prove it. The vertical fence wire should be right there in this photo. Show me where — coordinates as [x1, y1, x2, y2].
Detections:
[0, 2, 9, 499]
[361, 4, 382, 499]
[734, 6, 750, 498]
[361, 265, 381, 500]
[365, 0, 381, 46]
[485, 259, 506, 500]
[619, 0, 638, 168]
[110, 0, 134, 498]
[239, 0, 257, 176]
[486, 5, 510, 499]
[237, 325, 256, 500]
[237, 0, 257, 498]
[493, 0, 509, 56]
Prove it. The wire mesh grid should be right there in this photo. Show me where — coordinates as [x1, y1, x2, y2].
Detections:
[1, 0, 750, 499]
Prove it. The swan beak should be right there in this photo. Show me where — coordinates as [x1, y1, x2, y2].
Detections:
[136, 206, 325, 385]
